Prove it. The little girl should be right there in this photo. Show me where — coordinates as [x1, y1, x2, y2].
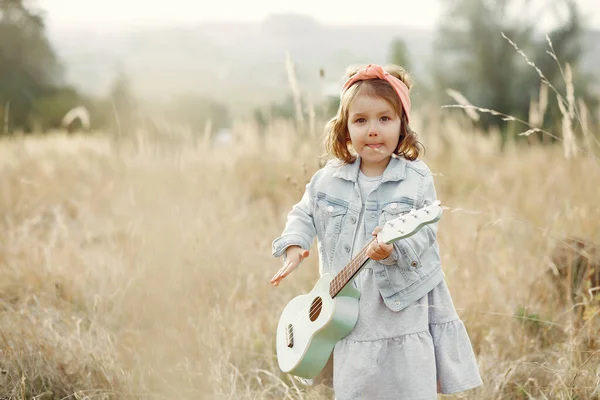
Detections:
[270, 64, 482, 399]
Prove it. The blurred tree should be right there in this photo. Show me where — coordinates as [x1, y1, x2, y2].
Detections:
[522, 1, 598, 134]
[433, 0, 592, 143]
[0, 0, 62, 132]
[388, 38, 411, 71]
[434, 0, 533, 131]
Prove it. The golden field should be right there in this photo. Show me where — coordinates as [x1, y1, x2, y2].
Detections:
[0, 114, 599, 399]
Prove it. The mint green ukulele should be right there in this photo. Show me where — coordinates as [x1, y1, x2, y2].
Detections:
[275, 201, 443, 379]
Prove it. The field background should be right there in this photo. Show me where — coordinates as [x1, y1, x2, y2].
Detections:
[1, 109, 599, 399]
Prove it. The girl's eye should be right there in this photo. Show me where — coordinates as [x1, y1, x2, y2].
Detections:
[355, 118, 366, 123]
[380, 116, 390, 122]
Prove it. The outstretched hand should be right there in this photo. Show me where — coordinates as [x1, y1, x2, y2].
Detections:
[367, 226, 394, 260]
[271, 246, 310, 287]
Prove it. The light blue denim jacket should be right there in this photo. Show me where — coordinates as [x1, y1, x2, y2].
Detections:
[271, 155, 444, 312]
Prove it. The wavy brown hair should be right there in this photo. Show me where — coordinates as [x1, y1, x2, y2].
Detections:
[324, 64, 423, 163]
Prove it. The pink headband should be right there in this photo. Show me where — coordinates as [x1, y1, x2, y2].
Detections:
[341, 64, 411, 123]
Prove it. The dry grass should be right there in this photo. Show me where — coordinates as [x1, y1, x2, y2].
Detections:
[0, 111, 598, 399]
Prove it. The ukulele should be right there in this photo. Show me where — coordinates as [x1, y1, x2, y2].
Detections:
[275, 201, 443, 378]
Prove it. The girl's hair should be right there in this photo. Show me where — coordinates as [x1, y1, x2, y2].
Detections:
[324, 64, 423, 163]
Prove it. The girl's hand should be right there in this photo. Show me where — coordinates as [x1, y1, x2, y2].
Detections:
[270, 246, 310, 287]
[367, 226, 394, 260]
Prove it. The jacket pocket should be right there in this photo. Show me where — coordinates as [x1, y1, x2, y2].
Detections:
[316, 198, 348, 232]
[379, 200, 414, 224]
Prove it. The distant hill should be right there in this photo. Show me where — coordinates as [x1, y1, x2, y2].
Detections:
[48, 15, 434, 114]
[47, 14, 600, 116]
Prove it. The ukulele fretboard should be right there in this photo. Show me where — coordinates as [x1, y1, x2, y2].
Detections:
[328, 237, 377, 298]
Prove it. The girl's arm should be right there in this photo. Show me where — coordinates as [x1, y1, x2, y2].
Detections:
[381, 173, 439, 267]
[271, 178, 318, 259]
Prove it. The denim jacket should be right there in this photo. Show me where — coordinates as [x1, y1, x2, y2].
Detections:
[271, 155, 444, 312]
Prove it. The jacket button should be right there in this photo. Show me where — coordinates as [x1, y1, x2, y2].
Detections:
[371, 214, 376, 219]
[327, 206, 334, 213]
[411, 261, 418, 267]
[390, 203, 398, 209]
[380, 272, 385, 278]
[344, 245, 351, 253]
[350, 216, 356, 224]
[394, 301, 401, 306]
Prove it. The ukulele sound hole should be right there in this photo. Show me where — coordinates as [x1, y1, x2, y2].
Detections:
[309, 297, 323, 321]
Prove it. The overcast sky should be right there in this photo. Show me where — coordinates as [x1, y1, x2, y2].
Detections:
[41, 0, 600, 31]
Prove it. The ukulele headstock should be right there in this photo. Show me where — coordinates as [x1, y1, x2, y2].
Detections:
[377, 201, 443, 244]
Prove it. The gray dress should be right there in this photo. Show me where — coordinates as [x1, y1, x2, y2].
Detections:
[325, 172, 482, 400]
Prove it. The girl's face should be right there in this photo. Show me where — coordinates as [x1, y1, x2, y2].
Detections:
[347, 94, 401, 176]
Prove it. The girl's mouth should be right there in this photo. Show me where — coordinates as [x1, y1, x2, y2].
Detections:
[367, 144, 382, 149]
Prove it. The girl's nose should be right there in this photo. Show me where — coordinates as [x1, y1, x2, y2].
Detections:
[368, 123, 379, 136]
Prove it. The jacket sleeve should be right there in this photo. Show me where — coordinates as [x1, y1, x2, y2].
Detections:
[271, 175, 318, 259]
[381, 172, 440, 268]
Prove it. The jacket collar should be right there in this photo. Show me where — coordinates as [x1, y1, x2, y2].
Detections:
[332, 155, 406, 183]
